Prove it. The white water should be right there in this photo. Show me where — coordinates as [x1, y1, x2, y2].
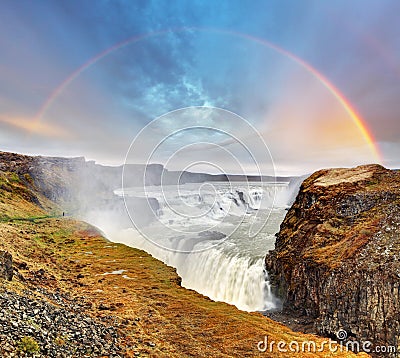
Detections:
[92, 182, 299, 312]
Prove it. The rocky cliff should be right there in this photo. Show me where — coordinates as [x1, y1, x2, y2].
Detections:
[0, 151, 162, 205]
[265, 164, 400, 354]
[0, 151, 177, 228]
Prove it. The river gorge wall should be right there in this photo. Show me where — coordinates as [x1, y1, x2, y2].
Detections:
[265, 164, 400, 354]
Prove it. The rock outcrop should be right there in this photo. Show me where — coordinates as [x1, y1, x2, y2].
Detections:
[266, 164, 400, 354]
[0, 251, 13, 281]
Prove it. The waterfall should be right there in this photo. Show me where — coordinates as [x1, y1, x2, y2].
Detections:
[178, 249, 277, 311]
[274, 175, 308, 207]
[109, 228, 278, 312]
[91, 180, 304, 312]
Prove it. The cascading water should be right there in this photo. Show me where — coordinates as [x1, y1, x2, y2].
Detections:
[97, 182, 294, 312]
[274, 175, 308, 208]
[112, 227, 279, 311]
[92, 107, 305, 312]
[179, 251, 273, 311]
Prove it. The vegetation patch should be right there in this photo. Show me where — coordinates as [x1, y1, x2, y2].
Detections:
[17, 336, 40, 354]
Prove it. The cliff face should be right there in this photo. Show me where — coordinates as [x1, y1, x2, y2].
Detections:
[0, 152, 166, 228]
[265, 164, 400, 352]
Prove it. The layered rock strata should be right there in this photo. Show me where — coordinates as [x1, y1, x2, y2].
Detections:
[266, 164, 400, 354]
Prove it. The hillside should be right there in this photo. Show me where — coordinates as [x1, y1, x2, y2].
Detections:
[0, 151, 367, 357]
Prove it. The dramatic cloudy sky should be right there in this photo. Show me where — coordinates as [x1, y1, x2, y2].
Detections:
[0, 0, 399, 175]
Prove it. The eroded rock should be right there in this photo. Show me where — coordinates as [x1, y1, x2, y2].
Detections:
[0, 251, 13, 281]
[266, 164, 400, 355]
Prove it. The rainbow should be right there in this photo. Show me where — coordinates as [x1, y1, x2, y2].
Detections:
[34, 27, 382, 163]
[229, 30, 382, 162]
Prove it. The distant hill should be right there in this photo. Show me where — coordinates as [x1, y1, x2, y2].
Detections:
[0, 150, 299, 221]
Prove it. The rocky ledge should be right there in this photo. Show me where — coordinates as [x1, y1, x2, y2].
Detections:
[265, 164, 400, 354]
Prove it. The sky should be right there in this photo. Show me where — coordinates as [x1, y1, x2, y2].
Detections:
[0, 0, 399, 175]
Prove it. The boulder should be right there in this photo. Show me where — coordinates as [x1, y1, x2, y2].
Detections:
[0, 251, 13, 281]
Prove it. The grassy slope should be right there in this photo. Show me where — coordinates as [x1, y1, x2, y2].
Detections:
[0, 171, 368, 357]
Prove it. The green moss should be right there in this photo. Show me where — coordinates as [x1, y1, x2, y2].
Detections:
[0, 214, 10, 221]
[0, 175, 12, 191]
[17, 336, 40, 353]
[8, 172, 20, 183]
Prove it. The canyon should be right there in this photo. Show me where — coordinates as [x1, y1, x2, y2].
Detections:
[1, 150, 396, 356]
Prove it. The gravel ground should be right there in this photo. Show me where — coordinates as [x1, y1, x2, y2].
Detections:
[0, 288, 126, 357]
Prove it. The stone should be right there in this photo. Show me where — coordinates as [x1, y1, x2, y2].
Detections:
[0, 251, 13, 281]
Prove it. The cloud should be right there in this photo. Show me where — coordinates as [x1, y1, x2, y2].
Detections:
[378, 142, 400, 169]
[0, 1, 399, 173]
[0, 116, 71, 138]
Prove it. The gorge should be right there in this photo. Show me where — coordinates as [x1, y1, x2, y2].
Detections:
[266, 164, 400, 355]
[1, 150, 398, 356]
